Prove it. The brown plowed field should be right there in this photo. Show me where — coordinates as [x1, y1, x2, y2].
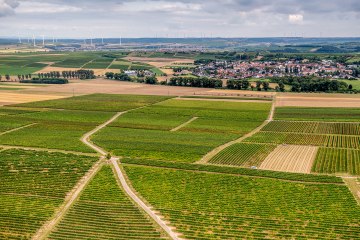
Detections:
[259, 145, 318, 174]
[276, 93, 360, 108]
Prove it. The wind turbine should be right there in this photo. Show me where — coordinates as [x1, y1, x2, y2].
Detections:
[18, 34, 22, 44]
[102, 37, 104, 45]
[32, 35, 36, 47]
[42, 35, 45, 46]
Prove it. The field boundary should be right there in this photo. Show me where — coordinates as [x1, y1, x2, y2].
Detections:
[342, 177, 360, 205]
[197, 98, 275, 164]
[0, 145, 98, 157]
[170, 117, 198, 132]
[0, 123, 37, 136]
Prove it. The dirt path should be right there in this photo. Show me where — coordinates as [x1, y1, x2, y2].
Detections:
[111, 158, 181, 240]
[0, 144, 97, 157]
[342, 177, 360, 205]
[170, 117, 198, 132]
[80, 110, 180, 239]
[0, 123, 37, 136]
[197, 99, 276, 164]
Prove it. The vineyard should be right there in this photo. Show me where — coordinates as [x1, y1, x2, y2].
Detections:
[313, 148, 360, 175]
[275, 107, 360, 122]
[93, 99, 271, 162]
[263, 121, 360, 135]
[209, 143, 276, 167]
[124, 165, 360, 239]
[0, 149, 98, 239]
[48, 165, 166, 239]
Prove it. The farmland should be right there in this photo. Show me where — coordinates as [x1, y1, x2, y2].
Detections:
[92, 99, 271, 162]
[209, 143, 276, 167]
[49, 165, 165, 239]
[0, 90, 360, 239]
[0, 149, 98, 239]
[313, 148, 360, 175]
[125, 165, 360, 239]
[275, 107, 360, 122]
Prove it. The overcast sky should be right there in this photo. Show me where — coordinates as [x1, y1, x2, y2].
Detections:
[0, 0, 359, 38]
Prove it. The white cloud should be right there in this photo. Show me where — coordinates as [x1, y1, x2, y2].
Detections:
[115, 1, 202, 14]
[0, 0, 19, 17]
[16, 1, 82, 14]
[288, 14, 303, 24]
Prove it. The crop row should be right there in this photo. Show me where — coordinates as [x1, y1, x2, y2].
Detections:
[263, 121, 360, 135]
[209, 143, 276, 167]
[122, 158, 343, 183]
[312, 148, 360, 175]
[124, 165, 360, 239]
[48, 165, 165, 240]
[246, 132, 360, 149]
[0, 149, 98, 239]
[275, 107, 360, 122]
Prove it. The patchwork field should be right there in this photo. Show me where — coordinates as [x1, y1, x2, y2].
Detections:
[1, 91, 360, 239]
[93, 99, 271, 162]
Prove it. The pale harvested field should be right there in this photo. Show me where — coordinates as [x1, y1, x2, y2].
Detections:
[21, 78, 216, 96]
[0, 92, 66, 106]
[260, 145, 318, 174]
[35, 66, 80, 74]
[177, 98, 271, 103]
[124, 57, 193, 68]
[276, 93, 360, 108]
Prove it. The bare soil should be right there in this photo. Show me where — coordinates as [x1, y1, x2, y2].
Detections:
[276, 93, 360, 108]
[259, 145, 318, 174]
[0, 92, 67, 106]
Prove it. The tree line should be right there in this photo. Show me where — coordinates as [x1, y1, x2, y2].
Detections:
[168, 77, 223, 88]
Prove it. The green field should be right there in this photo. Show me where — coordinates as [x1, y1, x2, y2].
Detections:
[209, 143, 276, 167]
[0, 149, 98, 239]
[313, 148, 360, 175]
[82, 57, 114, 69]
[125, 165, 360, 239]
[0, 94, 171, 152]
[14, 94, 171, 112]
[49, 165, 165, 239]
[93, 99, 271, 162]
[275, 107, 360, 122]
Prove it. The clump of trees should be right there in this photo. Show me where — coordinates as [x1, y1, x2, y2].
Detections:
[226, 79, 250, 90]
[105, 72, 131, 81]
[168, 77, 223, 88]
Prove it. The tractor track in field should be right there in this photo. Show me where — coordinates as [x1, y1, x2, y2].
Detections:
[0, 123, 38, 136]
[33, 103, 180, 239]
[197, 97, 276, 164]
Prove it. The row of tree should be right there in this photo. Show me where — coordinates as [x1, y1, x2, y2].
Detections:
[105, 72, 158, 85]
[0, 74, 11, 81]
[168, 77, 223, 88]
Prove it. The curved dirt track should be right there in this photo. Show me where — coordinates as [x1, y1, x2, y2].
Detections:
[81, 111, 180, 240]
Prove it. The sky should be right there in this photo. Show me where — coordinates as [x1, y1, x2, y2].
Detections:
[0, 0, 359, 38]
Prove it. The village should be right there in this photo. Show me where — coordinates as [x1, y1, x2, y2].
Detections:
[193, 59, 358, 80]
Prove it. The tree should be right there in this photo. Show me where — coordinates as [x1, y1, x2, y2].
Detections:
[105, 72, 114, 79]
[278, 82, 285, 92]
[145, 76, 158, 85]
[5, 74, 10, 81]
[256, 81, 262, 91]
[262, 81, 270, 91]
[349, 84, 353, 90]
